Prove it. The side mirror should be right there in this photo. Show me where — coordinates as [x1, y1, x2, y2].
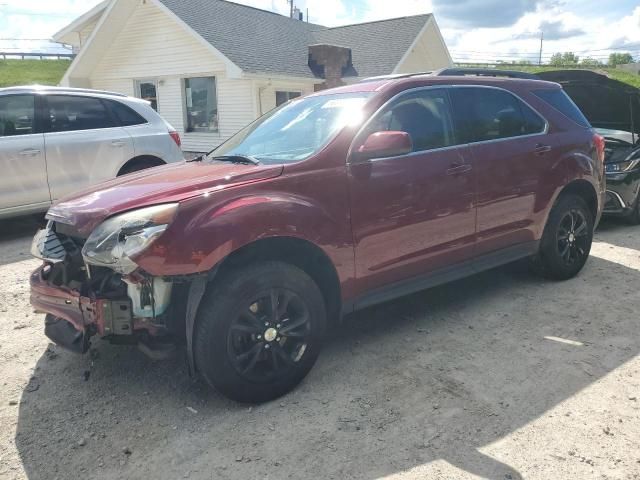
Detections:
[354, 131, 413, 161]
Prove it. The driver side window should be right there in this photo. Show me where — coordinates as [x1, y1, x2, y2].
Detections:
[362, 89, 455, 153]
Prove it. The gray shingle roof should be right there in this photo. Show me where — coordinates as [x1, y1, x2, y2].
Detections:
[157, 0, 431, 78]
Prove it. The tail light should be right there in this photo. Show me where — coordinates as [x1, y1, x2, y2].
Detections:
[593, 133, 605, 165]
[169, 130, 181, 147]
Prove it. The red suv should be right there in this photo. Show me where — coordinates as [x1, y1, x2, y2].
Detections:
[31, 75, 605, 403]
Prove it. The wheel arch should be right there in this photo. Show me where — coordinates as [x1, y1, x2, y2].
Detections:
[557, 179, 598, 221]
[214, 236, 342, 324]
[117, 155, 165, 176]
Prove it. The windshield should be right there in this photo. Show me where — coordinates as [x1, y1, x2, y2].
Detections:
[209, 92, 372, 164]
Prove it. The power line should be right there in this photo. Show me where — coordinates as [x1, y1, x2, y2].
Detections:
[0, 38, 57, 41]
[451, 40, 640, 53]
[0, 9, 76, 17]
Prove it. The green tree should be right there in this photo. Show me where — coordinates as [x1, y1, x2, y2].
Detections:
[580, 57, 602, 67]
[608, 52, 634, 67]
[549, 52, 580, 66]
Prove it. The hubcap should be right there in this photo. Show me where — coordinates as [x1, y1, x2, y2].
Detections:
[264, 327, 278, 342]
[226, 289, 312, 383]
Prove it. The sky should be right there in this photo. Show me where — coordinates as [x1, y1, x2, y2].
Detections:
[0, 0, 639, 64]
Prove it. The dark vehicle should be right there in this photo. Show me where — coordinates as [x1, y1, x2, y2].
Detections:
[536, 70, 640, 223]
[30, 75, 605, 403]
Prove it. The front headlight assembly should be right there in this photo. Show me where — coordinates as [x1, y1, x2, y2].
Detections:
[81, 203, 178, 274]
[606, 150, 640, 174]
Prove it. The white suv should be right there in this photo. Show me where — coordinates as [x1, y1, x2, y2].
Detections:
[0, 86, 184, 219]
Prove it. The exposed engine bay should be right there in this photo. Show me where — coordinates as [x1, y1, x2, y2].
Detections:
[30, 220, 187, 356]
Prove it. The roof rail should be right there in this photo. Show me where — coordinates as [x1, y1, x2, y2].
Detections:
[358, 72, 433, 83]
[358, 68, 540, 84]
[0, 85, 129, 97]
[433, 68, 539, 80]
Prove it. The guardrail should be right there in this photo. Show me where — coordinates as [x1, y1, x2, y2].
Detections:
[0, 52, 74, 60]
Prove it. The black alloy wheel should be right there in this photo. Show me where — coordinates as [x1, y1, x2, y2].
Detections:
[532, 193, 593, 280]
[194, 261, 326, 403]
[556, 209, 590, 267]
[227, 289, 312, 383]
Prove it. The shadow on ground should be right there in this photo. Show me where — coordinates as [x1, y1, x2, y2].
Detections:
[12, 226, 640, 480]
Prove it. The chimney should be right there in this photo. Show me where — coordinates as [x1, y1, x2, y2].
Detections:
[292, 6, 303, 20]
[308, 44, 353, 91]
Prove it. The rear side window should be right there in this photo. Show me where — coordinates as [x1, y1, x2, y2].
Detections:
[363, 88, 455, 152]
[107, 100, 147, 126]
[0, 95, 35, 137]
[532, 89, 590, 128]
[450, 87, 546, 143]
[46, 95, 115, 132]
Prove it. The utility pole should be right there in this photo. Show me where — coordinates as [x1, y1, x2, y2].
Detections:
[539, 31, 544, 66]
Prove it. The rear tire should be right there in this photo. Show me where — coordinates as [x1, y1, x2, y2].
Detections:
[194, 261, 326, 403]
[625, 196, 640, 225]
[532, 194, 593, 280]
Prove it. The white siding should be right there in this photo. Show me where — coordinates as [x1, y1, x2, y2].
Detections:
[395, 20, 452, 73]
[91, 1, 226, 79]
[79, 18, 98, 48]
[91, 78, 134, 96]
[258, 81, 315, 115]
[87, 0, 253, 152]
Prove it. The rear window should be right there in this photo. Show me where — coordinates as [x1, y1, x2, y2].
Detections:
[532, 89, 591, 128]
[108, 100, 147, 126]
[450, 87, 546, 143]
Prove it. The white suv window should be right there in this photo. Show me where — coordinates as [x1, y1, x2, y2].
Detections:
[46, 95, 115, 133]
[0, 95, 35, 137]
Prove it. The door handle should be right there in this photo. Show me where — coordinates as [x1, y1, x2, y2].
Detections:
[19, 148, 41, 157]
[111, 140, 125, 148]
[446, 163, 472, 176]
[534, 144, 552, 155]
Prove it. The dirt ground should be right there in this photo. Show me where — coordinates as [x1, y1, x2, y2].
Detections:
[0, 215, 639, 480]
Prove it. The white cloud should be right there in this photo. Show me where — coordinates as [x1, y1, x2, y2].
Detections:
[1, 0, 638, 64]
[230, 0, 433, 26]
[0, 0, 103, 53]
[445, 4, 640, 64]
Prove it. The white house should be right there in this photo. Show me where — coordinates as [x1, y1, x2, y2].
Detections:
[54, 0, 452, 153]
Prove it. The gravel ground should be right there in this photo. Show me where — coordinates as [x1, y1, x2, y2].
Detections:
[0, 216, 639, 480]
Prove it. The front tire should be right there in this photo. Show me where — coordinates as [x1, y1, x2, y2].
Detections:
[533, 194, 593, 280]
[194, 261, 326, 403]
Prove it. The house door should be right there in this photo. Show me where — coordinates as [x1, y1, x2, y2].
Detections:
[135, 79, 158, 111]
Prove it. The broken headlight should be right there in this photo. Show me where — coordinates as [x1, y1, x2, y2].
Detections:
[82, 204, 178, 274]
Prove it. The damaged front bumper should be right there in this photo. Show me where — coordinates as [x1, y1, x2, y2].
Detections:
[29, 220, 204, 368]
[30, 264, 141, 350]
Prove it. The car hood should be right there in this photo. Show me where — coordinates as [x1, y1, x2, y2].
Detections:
[536, 70, 640, 135]
[47, 160, 284, 236]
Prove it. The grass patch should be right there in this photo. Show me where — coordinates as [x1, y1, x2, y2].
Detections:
[492, 65, 640, 89]
[0, 59, 70, 88]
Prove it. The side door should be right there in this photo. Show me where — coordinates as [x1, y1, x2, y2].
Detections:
[43, 95, 135, 201]
[449, 86, 549, 257]
[348, 88, 476, 297]
[0, 94, 50, 213]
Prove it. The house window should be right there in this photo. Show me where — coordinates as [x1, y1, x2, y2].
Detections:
[275, 91, 301, 107]
[184, 77, 218, 132]
[135, 79, 158, 111]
